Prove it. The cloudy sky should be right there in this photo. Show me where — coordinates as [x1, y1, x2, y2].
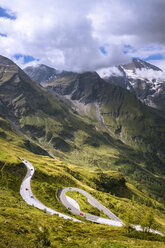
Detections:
[0, 0, 165, 72]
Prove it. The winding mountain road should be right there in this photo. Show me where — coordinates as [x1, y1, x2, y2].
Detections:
[19, 158, 81, 222]
[20, 158, 164, 235]
[59, 187, 123, 226]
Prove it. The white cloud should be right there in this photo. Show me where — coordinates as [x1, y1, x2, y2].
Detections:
[0, 0, 165, 71]
[125, 45, 165, 61]
[97, 66, 123, 78]
[135, 68, 165, 81]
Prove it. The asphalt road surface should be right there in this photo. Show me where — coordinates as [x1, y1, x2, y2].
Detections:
[19, 158, 81, 222]
[20, 158, 164, 235]
[59, 187, 123, 227]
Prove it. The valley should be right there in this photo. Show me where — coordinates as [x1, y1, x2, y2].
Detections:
[0, 55, 165, 247]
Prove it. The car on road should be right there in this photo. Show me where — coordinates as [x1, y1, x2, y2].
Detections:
[80, 213, 83, 216]
[31, 196, 34, 198]
[25, 188, 28, 190]
[68, 207, 71, 210]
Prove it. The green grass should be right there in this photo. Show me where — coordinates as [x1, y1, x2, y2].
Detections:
[61, 142, 165, 203]
[0, 116, 165, 247]
[1, 155, 165, 248]
[65, 190, 108, 217]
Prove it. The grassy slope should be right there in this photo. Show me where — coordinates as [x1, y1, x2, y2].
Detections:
[45, 71, 165, 158]
[1, 57, 165, 205]
[0, 125, 165, 247]
[100, 88, 165, 155]
[41, 72, 165, 204]
[62, 139, 165, 204]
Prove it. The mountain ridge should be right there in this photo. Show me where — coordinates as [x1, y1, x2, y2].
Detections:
[24, 63, 62, 84]
[101, 59, 165, 112]
[33, 66, 165, 150]
[24, 58, 165, 112]
[121, 58, 162, 71]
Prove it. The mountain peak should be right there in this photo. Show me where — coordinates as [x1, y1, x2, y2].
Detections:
[24, 63, 59, 83]
[122, 58, 162, 71]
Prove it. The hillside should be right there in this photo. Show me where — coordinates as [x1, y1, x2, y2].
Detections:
[1, 55, 163, 202]
[0, 125, 165, 247]
[39, 70, 165, 162]
[0, 55, 111, 154]
[0, 55, 165, 247]
[25, 63, 165, 156]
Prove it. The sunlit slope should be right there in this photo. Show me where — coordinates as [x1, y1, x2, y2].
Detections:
[0, 55, 115, 155]
[0, 132, 165, 247]
[44, 71, 165, 160]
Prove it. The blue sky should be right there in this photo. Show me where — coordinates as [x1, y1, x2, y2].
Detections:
[0, 6, 16, 19]
[99, 46, 107, 55]
[13, 54, 39, 64]
[143, 54, 164, 61]
[0, 33, 7, 37]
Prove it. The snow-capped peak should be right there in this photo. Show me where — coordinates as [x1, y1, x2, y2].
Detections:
[119, 59, 164, 81]
[99, 59, 165, 112]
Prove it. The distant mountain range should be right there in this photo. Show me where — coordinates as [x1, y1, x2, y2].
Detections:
[22, 57, 165, 161]
[0, 55, 164, 160]
[24, 58, 165, 113]
[23, 59, 165, 158]
[0, 55, 165, 166]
